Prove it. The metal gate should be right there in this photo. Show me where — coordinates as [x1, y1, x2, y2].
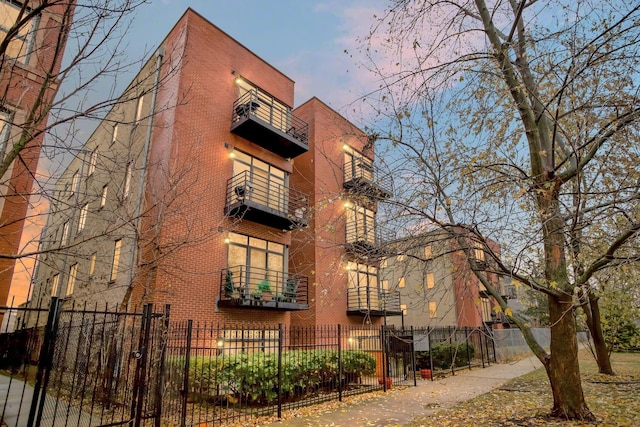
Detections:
[0, 298, 169, 427]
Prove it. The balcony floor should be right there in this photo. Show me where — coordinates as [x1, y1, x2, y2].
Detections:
[231, 115, 308, 158]
[225, 200, 307, 230]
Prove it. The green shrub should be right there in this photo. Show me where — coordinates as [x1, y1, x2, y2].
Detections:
[174, 349, 376, 404]
[430, 342, 475, 370]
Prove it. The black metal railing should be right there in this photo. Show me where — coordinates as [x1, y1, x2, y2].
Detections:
[346, 222, 394, 247]
[346, 287, 402, 315]
[344, 158, 392, 198]
[1, 301, 499, 427]
[232, 90, 309, 147]
[219, 265, 309, 307]
[225, 171, 309, 226]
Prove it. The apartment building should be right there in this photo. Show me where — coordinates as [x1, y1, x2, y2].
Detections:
[27, 9, 396, 329]
[382, 230, 508, 329]
[0, 1, 73, 323]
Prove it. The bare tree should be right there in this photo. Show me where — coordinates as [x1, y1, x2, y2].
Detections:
[354, 0, 640, 420]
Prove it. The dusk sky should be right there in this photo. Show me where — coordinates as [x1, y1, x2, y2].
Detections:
[119, 0, 387, 114]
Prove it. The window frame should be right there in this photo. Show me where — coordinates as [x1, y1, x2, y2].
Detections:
[0, 0, 38, 63]
[110, 239, 122, 282]
[77, 203, 88, 233]
[66, 263, 78, 296]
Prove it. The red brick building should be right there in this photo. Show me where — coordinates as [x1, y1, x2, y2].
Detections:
[27, 9, 398, 329]
[0, 1, 73, 321]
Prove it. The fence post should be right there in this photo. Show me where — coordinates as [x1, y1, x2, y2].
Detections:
[381, 325, 387, 391]
[479, 327, 486, 368]
[428, 327, 433, 381]
[27, 297, 62, 427]
[181, 320, 193, 427]
[154, 304, 171, 427]
[337, 324, 342, 401]
[465, 328, 471, 370]
[410, 326, 416, 386]
[277, 323, 283, 419]
[133, 304, 154, 427]
[449, 329, 454, 376]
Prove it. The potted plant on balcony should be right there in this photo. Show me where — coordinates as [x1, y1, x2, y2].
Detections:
[224, 270, 241, 300]
[257, 280, 272, 302]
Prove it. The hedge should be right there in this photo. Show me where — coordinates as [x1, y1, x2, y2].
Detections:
[174, 349, 376, 404]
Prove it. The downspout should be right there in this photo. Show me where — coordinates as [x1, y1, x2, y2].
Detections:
[125, 47, 165, 311]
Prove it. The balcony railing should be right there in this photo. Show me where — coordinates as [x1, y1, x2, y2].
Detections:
[219, 265, 308, 310]
[346, 287, 402, 316]
[345, 223, 394, 258]
[344, 158, 392, 199]
[230, 90, 309, 158]
[224, 171, 309, 229]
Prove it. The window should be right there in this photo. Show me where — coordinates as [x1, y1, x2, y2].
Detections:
[344, 146, 374, 182]
[70, 171, 79, 197]
[50, 274, 60, 297]
[345, 203, 375, 244]
[426, 273, 435, 289]
[77, 204, 88, 233]
[135, 96, 144, 123]
[429, 301, 437, 318]
[111, 124, 119, 145]
[232, 151, 288, 212]
[87, 149, 97, 176]
[0, 1, 37, 62]
[110, 239, 122, 281]
[346, 261, 380, 310]
[396, 254, 406, 262]
[398, 277, 405, 288]
[473, 241, 485, 261]
[61, 221, 69, 245]
[236, 79, 290, 132]
[380, 258, 387, 268]
[424, 245, 432, 259]
[89, 252, 96, 277]
[227, 232, 286, 291]
[100, 184, 108, 207]
[66, 263, 78, 296]
[481, 297, 492, 323]
[401, 304, 407, 315]
[381, 279, 389, 290]
[0, 109, 11, 155]
[123, 163, 132, 197]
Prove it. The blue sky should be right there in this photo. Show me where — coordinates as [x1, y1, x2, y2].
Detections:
[118, 0, 386, 114]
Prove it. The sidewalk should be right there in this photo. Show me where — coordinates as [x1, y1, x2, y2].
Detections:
[266, 355, 543, 427]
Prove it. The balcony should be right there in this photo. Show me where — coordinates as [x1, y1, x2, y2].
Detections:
[224, 171, 309, 230]
[343, 159, 392, 200]
[218, 266, 308, 310]
[347, 287, 402, 316]
[345, 223, 393, 259]
[230, 90, 309, 158]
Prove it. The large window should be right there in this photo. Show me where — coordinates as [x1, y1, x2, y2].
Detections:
[236, 79, 290, 132]
[0, 1, 37, 62]
[344, 147, 373, 182]
[347, 261, 380, 310]
[227, 232, 286, 291]
[232, 151, 288, 212]
[346, 203, 375, 244]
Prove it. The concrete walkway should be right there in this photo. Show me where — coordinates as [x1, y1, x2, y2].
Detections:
[0, 374, 98, 427]
[267, 355, 543, 427]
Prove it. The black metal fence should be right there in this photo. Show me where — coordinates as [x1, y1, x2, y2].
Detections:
[1, 301, 496, 427]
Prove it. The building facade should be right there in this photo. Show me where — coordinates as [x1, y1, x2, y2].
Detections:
[382, 231, 507, 329]
[0, 1, 73, 322]
[27, 9, 398, 329]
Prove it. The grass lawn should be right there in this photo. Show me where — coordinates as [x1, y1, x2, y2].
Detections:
[407, 351, 640, 426]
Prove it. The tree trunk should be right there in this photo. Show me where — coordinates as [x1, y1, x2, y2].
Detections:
[585, 294, 615, 375]
[546, 294, 595, 420]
